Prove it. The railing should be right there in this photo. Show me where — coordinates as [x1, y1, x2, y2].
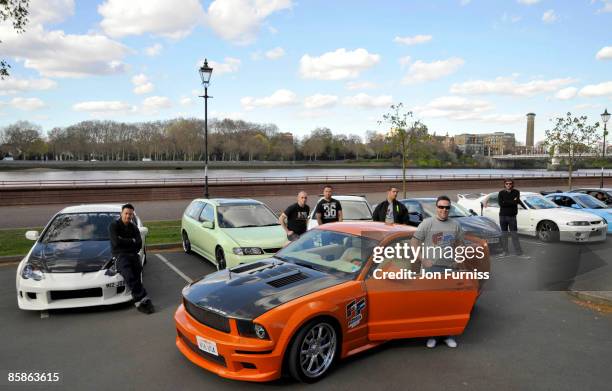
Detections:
[1, 172, 610, 188]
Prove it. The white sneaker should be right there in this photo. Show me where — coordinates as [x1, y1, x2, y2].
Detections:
[426, 338, 437, 348]
[444, 337, 457, 348]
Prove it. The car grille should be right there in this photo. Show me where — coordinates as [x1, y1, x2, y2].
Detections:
[183, 299, 231, 333]
[177, 330, 227, 367]
[50, 288, 103, 301]
[264, 248, 281, 254]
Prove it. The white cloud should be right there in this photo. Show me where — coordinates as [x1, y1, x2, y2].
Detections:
[211, 110, 244, 120]
[413, 96, 521, 123]
[303, 94, 338, 109]
[345, 81, 378, 90]
[393, 34, 432, 46]
[29, 0, 75, 25]
[450, 76, 577, 96]
[207, 57, 241, 75]
[98, 0, 205, 39]
[241, 89, 298, 110]
[205, 0, 293, 45]
[574, 103, 602, 110]
[73, 101, 135, 115]
[399, 56, 412, 68]
[10, 97, 46, 111]
[0, 78, 57, 95]
[517, 0, 541, 5]
[144, 43, 163, 57]
[142, 96, 172, 113]
[265, 47, 285, 60]
[402, 57, 464, 84]
[554, 87, 578, 100]
[595, 0, 612, 13]
[0, 25, 129, 78]
[131, 74, 154, 95]
[300, 48, 380, 80]
[578, 81, 612, 97]
[596, 46, 612, 60]
[342, 93, 392, 108]
[542, 9, 558, 23]
[180, 97, 194, 106]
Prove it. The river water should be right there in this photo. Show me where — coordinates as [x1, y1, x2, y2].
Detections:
[1, 168, 611, 182]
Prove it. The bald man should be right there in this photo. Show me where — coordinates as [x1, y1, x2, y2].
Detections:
[279, 191, 310, 241]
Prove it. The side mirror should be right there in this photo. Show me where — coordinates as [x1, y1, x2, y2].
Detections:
[570, 203, 581, 209]
[201, 221, 214, 229]
[468, 209, 478, 216]
[25, 230, 39, 241]
[139, 226, 149, 236]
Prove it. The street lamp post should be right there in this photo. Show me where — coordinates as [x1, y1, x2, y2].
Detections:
[199, 59, 213, 198]
[602, 108, 610, 158]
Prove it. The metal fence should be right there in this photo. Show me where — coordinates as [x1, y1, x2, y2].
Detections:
[1, 171, 610, 188]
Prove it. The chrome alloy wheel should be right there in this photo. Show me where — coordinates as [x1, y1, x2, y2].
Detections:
[299, 323, 337, 379]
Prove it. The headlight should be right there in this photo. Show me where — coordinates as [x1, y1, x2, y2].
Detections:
[21, 263, 45, 281]
[232, 247, 264, 256]
[236, 319, 270, 339]
[567, 221, 590, 226]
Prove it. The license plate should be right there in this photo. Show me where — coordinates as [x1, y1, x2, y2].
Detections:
[106, 280, 125, 288]
[487, 237, 500, 244]
[196, 335, 218, 356]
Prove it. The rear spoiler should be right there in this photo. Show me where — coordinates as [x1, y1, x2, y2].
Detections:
[456, 192, 486, 200]
[540, 190, 563, 196]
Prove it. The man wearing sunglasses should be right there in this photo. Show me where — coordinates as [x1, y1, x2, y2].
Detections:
[411, 195, 464, 349]
[498, 178, 525, 256]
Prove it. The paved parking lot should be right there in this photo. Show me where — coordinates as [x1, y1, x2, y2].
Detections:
[1, 238, 611, 390]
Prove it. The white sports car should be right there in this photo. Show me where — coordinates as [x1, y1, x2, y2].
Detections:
[307, 195, 373, 230]
[456, 192, 607, 243]
[16, 204, 148, 311]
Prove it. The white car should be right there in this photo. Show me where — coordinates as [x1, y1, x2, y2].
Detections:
[307, 195, 373, 230]
[16, 204, 148, 311]
[456, 192, 607, 243]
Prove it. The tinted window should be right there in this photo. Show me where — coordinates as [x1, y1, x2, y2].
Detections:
[217, 204, 279, 228]
[486, 194, 499, 207]
[42, 213, 120, 243]
[199, 204, 215, 222]
[574, 194, 607, 209]
[339, 201, 372, 220]
[186, 201, 205, 220]
[523, 196, 559, 210]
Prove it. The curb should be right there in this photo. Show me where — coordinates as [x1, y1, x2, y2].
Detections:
[0, 242, 183, 265]
[567, 290, 612, 307]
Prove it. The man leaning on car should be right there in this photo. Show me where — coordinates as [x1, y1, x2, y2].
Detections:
[109, 203, 154, 314]
[373, 186, 409, 224]
[498, 178, 525, 257]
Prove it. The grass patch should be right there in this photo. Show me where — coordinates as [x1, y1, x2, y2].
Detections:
[0, 220, 182, 257]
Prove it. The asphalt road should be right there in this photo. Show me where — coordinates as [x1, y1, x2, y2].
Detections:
[0, 185, 561, 228]
[1, 237, 611, 390]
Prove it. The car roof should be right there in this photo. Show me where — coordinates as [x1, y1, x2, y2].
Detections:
[192, 198, 262, 206]
[573, 188, 612, 192]
[545, 192, 589, 197]
[316, 221, 416, 237]
[59, 204, 126, 214]
[316, 195, 368, 201]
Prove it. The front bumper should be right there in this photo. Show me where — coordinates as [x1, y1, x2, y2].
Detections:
[174, 304, 282, 382]
[17, 270, 131, 310]
[559, 224, 608, 242]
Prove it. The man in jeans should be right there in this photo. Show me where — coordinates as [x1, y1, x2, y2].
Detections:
[410, 195, 463, 349]
[498, 178, 525, 256]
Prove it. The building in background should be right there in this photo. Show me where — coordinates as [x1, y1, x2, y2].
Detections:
[526, 113, 535, 151]
[454, 132, 516, 155]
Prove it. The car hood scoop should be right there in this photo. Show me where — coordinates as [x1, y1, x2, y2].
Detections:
[183, 259, 348, 319]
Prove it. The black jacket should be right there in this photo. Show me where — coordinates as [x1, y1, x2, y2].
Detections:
[109, 219, 142, 257]
[372, 200, 409, 224]
[498, 189, 526, 216]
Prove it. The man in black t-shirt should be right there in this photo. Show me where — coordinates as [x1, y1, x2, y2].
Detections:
[315, 185, 343, 225]
[279, 191, 310, 241]
[498, 178, 525, 256]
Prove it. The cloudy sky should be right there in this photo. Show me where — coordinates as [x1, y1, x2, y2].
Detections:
[0, 0, 611, 143]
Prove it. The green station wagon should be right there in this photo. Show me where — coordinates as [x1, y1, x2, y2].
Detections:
[181, 198, 287, 269]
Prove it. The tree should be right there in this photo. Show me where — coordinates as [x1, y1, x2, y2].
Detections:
[543, 112, 601, 189]
[1, 120, 42, 159]
[379, 103, 428, 198]
[1, 0, 30, 79]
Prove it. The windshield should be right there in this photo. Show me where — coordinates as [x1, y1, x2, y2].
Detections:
[419, 200, 471, 218]
[523, 196, 559, 210]
[275, 229, 379, 276]
[316, 200, 371, 220]
[574, 194, 607, 209]
[41, 212, 120, 243]
[217, 204, 279, 228]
